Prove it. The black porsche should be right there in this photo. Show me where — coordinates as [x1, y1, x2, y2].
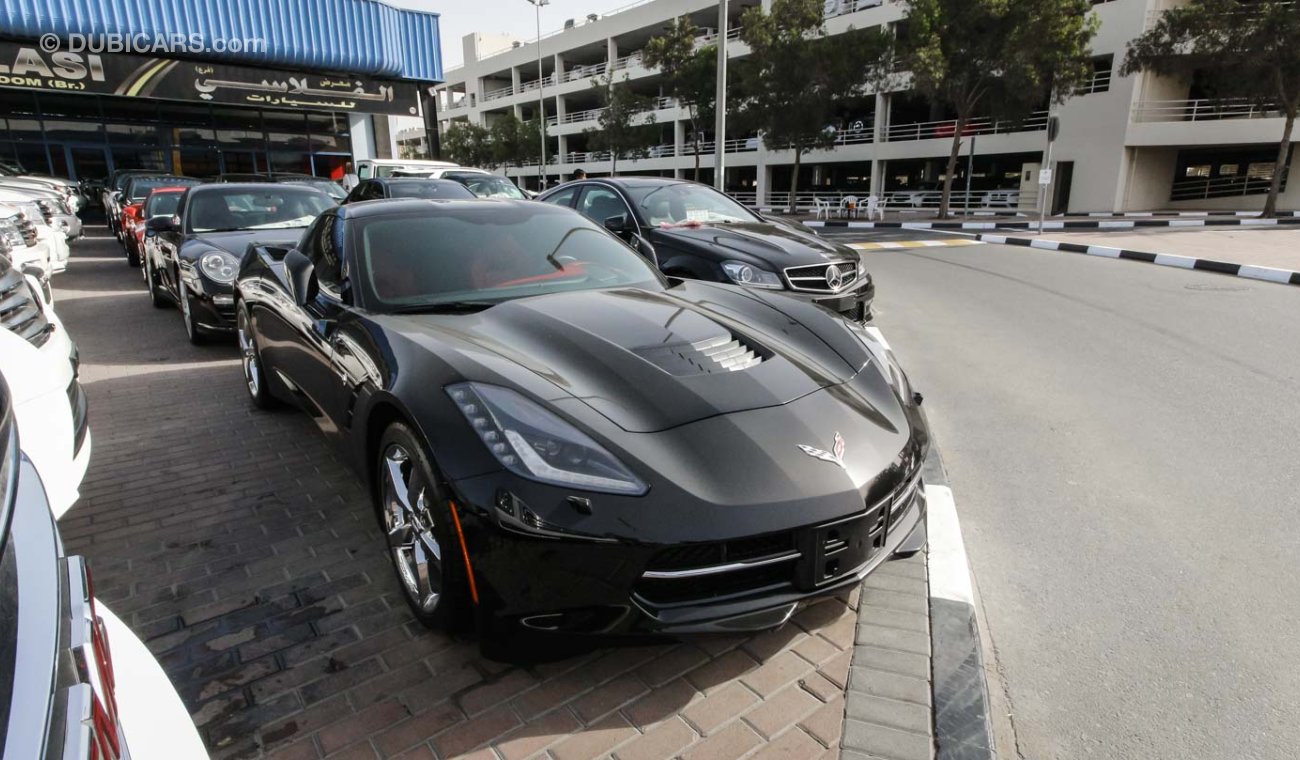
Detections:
[144, 183, 335, 343]
[538, 177, 875, 322]
[233, 198, 928, 639]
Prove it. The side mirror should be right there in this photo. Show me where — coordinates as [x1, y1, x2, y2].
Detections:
[604, 214, 633, 239]
[630, 233, 658, 268]
[283, 249, 318, 308]
[145, 215, 177, 234]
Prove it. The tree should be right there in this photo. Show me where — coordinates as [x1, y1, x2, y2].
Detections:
[1122, 0, 1300, 217]
[899, 0, 1098, 218]
[489, 114, 543, 170]
[643, 17, 718, 181]
[584, 72, 658, 175]
[737, 0, 891, 211]
[441, 122, 493, 169]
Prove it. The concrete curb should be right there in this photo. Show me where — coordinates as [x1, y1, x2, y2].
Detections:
[1067, 210, 1299, 218]
[805, 217, 1300, 231]
[920, 444, 995, 760]
[976, 233, 1300, 287]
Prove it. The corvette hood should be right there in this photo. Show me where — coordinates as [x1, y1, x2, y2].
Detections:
[396, 283, 879, 433]
[188, 229, 303, 257]
[651, 220, 856, 265]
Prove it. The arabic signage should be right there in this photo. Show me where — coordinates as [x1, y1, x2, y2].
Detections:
[0, 40, 421, 115]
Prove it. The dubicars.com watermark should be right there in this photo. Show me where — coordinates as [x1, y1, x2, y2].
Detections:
[40, 33, 267, 56]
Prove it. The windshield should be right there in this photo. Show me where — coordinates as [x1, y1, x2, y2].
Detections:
[187, 188, 335, 233]
[377, 165, 449, 178]
[144, 192, 182, 218]
[386, 180, 476, 200]
[356, 205, 662, 311]
[129, 178, 198, 201]
[449, 174, 528, 200]
[628, 184, 758, 227]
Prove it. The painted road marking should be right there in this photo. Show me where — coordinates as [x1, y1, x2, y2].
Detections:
[846, 239, 985, 251]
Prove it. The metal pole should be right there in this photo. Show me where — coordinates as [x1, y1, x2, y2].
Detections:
[1037, 121, 1055, 234]
[963, 135, 975, 216]
[713, 0, 729, 192]
[533, 0, 549, 190]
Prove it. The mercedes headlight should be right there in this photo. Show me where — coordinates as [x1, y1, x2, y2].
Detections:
[448, 382, 648, 495]
[0, 219, 21, 251]
[721, 260, 783, 289]
[199, 252, 239, 283]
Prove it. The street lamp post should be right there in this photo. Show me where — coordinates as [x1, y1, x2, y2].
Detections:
[713, 0, 729, 192]
[525, 0, 550, 190]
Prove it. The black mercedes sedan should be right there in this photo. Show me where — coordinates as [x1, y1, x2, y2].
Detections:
[342, 177, 476, 204]
[144, 183, 335, 343]
[537, 177, 875, 321]
[233, 198, 927, 640]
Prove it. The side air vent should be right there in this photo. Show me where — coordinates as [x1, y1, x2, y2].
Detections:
[635, 332, 766, 376]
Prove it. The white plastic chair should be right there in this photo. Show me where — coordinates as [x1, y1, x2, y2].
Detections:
[839, 195, 860, 219]
[865, 194, 883, 220]
[813, 197, 832, 220]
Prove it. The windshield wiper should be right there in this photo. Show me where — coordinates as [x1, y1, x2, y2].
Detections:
[387, 300, 498, 314]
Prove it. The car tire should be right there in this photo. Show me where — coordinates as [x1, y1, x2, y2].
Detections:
[237, 304, 278, 410]
[144, 256, 167, 309]
[126, 239, 141, 268]
[178, 278, 205, 345]
[374, 423, 470, 632]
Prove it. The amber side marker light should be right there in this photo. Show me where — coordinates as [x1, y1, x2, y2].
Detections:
[447, 501, 480, 605]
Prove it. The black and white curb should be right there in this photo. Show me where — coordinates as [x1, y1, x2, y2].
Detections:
[977, 233, 1300, 286]
[923, 444, 995, 760]
[805, 217, 1300, 232]
[1068, 210, 1299, 218]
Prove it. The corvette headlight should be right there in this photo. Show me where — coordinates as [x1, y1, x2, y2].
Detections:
[721, 260, 783, 289]
[200, 252, 239, 283]
[448, 382, 648, 496]
[852, 324, 915, 402]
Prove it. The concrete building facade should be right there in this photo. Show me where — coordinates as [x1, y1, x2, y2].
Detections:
[428, 0, 1296, 213]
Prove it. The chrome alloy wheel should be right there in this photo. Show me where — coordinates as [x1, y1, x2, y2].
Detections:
[381, 445, 443, 614]
[180, 279, 195, 339]
[237, 311, 259, 397]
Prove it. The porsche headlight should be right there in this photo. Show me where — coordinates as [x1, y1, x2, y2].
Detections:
[448, 382, 648, 496]
[200, 252, 239, 283]
[721, 260, 783, 289]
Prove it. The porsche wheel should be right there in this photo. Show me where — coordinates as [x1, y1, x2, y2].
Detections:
[376, 424, 468, 630]
[179, 279, 204, 345]
[237, 305, 277, 409]
[144, 256, 167, 309]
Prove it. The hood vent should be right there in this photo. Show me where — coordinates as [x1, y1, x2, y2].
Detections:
[636, 332, 766, 376]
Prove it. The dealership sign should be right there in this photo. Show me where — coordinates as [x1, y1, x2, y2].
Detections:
[0, 41, 420, 115]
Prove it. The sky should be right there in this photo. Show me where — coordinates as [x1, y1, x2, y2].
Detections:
[390, 0, 639, 69]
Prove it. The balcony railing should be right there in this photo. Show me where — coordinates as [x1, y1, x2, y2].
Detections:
[610, 52, 644, 72]
[884, 110, 1049, 142]
[1170, 172, 1283, 202]
[823, 0, 885, 20]
[561, 62, 608, 83]
[1131, 98, 1283, 123]
[482, 84, 515, 102]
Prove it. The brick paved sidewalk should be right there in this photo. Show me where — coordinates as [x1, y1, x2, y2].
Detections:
[52, 236, 936, 760]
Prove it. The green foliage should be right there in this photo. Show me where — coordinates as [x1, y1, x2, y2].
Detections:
[736, 0, 892, 208]
[489, 114, 543, 169]
[899, 0, 1098, 216]
[584, 72, 659, 175]
[643, 17, 718, 179]
[1123, 0, 1300, 215]
[441, 122, 493, 169]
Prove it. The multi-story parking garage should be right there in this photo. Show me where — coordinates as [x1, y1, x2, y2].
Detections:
[430, 0, 1297, 213]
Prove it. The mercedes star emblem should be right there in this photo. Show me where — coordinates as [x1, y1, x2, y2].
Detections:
[825, 264, 844, 290]
[798, 432, 847, 469]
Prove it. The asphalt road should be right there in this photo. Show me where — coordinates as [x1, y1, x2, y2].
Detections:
[826, 233, 1300, 760]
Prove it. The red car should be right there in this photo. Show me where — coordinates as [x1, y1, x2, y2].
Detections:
[117, 176, 198, 266]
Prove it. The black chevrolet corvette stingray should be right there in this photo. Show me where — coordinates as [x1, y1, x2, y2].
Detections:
[234, 198, 929, 639]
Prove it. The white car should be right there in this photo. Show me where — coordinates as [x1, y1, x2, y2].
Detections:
[347, 158, 462, 189]
[0, 374, 205, 760]
[0, 192, 71, 274]
[0, 203, 58, 280]
[0, 254, 89, 519]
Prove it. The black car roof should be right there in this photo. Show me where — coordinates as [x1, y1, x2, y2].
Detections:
[336, 197, 550, 220]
